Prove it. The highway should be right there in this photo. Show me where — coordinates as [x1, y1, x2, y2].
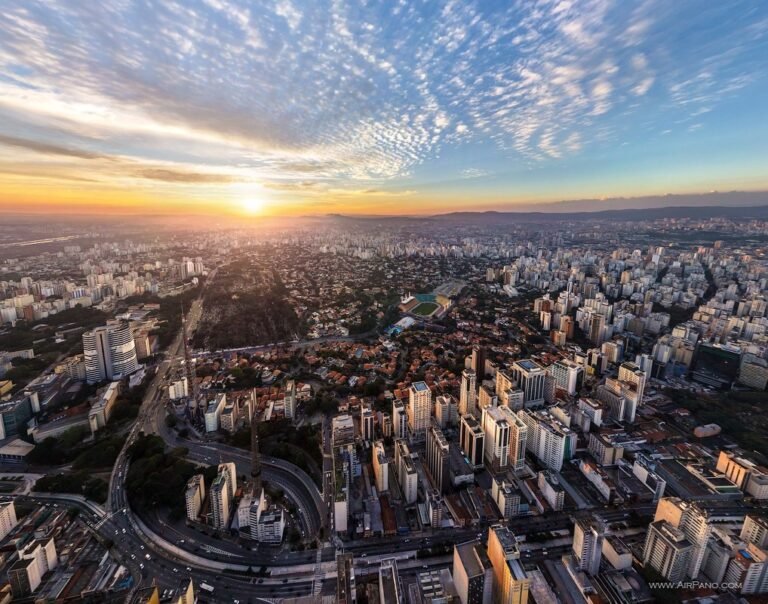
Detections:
[100, 281, 339, 598]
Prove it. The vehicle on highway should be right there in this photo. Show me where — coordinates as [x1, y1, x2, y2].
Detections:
[200, 583, 214, 594]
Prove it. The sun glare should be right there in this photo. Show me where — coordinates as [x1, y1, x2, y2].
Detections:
[241, 198, 264, 215]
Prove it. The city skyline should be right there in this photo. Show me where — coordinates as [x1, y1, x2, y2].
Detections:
[1, 0, 767, 216]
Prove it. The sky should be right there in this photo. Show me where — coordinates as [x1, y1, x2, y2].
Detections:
[0, 0, 767, 217]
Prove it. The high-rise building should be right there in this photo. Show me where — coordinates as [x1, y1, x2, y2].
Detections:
[495, 370, 515, 406]
[284, 379, 297, 420]
[393, 400, 408, 439]
[481, 406, 510, 472]
[395, 439, 418, 504]
[459, 369, 477, 417]
[572, 517, 604, 576]
[487, 525, 530, 604]
[372, 440, 390, 493]
[459, 414, 485, 470]
[332, 414, 356, 447]
[741, 515, 768, 549]
[724, 543, 768, 595]
[548, 359, 583, 396]
[618, 361, 646, 404]
[478, 385, 498, 411]
[492, 478, 521, 520]
[435, 394, 457, 428]
[218, 461, 237, 502]
[471, 346, 487, 378]
[509, 360, 546, 408]
[251, 410, 262, 492]
[426, 424, 450, 493]
[517, 409, 574, 472]
[360, 404, 375, 442]
[653, 497, 714, 579]
[0, 501, 18, 541]
[210, 472, 231, 530]
[408, 381, 432, 440]
[82, 321, 139, 383]
[453, 540, 493, 604]
[9, 537, 57, 598]
[642, 520, 693, 582]
[185, 474, 205, 522]
[508, 412, 528, 472]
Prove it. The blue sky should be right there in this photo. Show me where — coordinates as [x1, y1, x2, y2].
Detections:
[0, 0, 766, 214]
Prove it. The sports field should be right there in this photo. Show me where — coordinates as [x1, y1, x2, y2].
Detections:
[411, 301, 440, 316]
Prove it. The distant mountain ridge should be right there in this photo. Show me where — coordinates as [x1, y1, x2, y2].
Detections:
[324, 204, 768, 224]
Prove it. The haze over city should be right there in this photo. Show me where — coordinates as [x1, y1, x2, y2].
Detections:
[1, 0, 768, 216]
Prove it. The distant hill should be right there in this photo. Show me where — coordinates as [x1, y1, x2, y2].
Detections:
[429, 204, 768, 224]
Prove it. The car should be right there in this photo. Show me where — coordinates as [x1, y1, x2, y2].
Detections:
[361, 553, 367, 558]
[257, 578, 264, 584]
[131, 554, 136, 560]
[122, 528, 126, 534]
[140, 545, 145, 550]
[145, 554, 151, 560]
[139, 563, 144, 569]
[404, 538, 411, 543]
[423, 565, 428, 569]
[173, 568, 178, 573]
[186, 567, 192, 572]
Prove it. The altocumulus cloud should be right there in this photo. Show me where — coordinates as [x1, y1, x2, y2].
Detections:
[0, 0, 765, 189]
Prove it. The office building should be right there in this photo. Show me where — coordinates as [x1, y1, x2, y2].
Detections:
[453, 540, 493, 604]
[459, 369, 477, 417]
[487, 525, 530, 604]
[642, 520, 693, 582]
[690, 342, 741, 389]
[481, 406, 511, 471]
[548, 359, 583, 396]
[435, 394, 457, 428]
[654, 497, 714, 579]
[573, 517, 604, 576]
[459, 414, 485, 470]
[471, 346, 487, 378]
[82, 321, 139, 383]
[509, 360, 546, 407]
[408, 381, 432, 440]
[426, 424, 450, 493]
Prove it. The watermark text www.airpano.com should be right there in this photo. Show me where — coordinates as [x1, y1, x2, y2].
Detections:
[649, 581, 742, 590]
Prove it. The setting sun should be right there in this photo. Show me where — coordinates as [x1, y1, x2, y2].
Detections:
[241, 198, 265, 215]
